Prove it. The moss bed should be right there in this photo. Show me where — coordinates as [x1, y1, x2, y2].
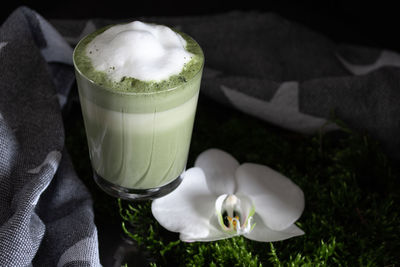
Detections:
[65, 90, 400, 266]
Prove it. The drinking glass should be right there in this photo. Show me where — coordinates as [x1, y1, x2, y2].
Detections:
[73, 25, 204, 201]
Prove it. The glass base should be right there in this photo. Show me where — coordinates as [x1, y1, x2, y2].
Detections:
[93, 171, 183, 201]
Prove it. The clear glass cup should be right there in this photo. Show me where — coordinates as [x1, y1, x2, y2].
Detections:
[73, 25, 204, 200]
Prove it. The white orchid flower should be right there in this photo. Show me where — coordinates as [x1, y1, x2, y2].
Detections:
[151, 149, 305, 242]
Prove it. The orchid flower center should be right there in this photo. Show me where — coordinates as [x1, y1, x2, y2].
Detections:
[215, 194, 256, 235]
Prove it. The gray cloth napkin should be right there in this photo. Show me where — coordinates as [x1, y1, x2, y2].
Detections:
[0, 6, 100, 267]
[148, 13, 399, 160]
[52, 11, 400, 160]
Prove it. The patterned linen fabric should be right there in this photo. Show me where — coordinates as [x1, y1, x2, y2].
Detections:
[0, 7, 100, 267]
[52, 11, 400, 160]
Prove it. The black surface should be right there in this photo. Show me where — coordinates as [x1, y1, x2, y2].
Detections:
[2, 1, 400, 51]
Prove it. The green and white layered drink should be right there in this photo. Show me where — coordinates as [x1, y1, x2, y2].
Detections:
[73, 21, 204, 200]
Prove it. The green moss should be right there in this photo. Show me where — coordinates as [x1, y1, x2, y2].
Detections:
[65, 93, 400, 266]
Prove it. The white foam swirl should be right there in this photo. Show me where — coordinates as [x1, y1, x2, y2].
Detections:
[86, 21, 193, 82]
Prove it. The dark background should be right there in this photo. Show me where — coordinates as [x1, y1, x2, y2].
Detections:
[1, 0, 400, 51]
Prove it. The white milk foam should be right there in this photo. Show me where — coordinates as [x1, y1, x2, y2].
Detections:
[86, 21, 193, 82]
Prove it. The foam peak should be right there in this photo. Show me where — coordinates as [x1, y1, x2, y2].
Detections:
[86, 21, 193, 82]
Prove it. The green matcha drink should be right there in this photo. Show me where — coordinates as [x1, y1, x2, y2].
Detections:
[73, 21, 204, 199]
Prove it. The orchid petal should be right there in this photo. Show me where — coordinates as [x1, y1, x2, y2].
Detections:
[236, 163, 304, 231]
[194, 148, 239, 195]
[180, 214, 234, 242]
[244, 214, 304, 242]
[151, 167, 216, 240]
[181, 230, 233, 242]
[215, 194, 230, 231]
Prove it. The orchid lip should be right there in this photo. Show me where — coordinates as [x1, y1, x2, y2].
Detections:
[216, 194, 255, 235]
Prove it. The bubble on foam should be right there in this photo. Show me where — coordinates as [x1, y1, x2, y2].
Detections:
[86, 21, 193, 82]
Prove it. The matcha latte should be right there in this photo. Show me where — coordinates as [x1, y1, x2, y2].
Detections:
[73, 21, 204, 199]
